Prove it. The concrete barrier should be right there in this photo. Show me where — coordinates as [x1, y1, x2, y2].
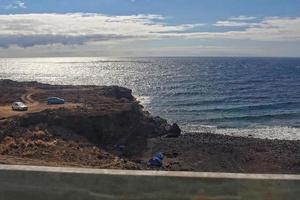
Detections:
[0, 164, 300, 200]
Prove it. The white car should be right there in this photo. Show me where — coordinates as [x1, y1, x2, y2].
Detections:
[12, 102, 28, 111]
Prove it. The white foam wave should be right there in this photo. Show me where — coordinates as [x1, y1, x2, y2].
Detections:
[216, 126, 300, 140]
[184, 125, 300, 140]
[136, 96, 152, 106]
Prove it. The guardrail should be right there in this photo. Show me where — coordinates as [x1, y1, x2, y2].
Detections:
[0, 164, 299, 200]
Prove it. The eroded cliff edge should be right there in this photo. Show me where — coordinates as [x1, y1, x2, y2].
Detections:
[0, 79, 173, 169]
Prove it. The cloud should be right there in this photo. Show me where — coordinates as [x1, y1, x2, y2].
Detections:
[214, 20, 260, 27]
[0, 13, 203, 48]
[177, 17, 300, 42]
[228, 16, 257, 21]
[0, 34, 132, 48]
[0, 13, 300, 49]
[3, 1, 26, 10]
[214, 15, 259, 27]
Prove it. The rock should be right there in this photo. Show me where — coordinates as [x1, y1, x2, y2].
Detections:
[166, 123, 181, 138]
[101, 86, 134, 101]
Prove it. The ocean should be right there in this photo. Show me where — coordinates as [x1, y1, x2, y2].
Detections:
[1, 57, 300, 140]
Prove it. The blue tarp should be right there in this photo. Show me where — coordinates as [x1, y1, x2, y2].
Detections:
[148, 152, 164, 167]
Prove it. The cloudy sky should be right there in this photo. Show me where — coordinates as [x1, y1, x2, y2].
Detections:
[0, 0, 300, 57]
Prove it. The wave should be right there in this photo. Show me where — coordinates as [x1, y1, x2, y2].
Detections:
[183, 125, 300, 140]
[165, 95, 270, 106]
[196, 112, 300, 122]
[216, 126, 300, 140]
[168, 101, 300, 114]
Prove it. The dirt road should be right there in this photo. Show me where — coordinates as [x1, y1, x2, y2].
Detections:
[0, 89, 82, 120]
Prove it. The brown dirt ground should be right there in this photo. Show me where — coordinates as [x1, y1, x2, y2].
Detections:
[0, 89, 82, 119]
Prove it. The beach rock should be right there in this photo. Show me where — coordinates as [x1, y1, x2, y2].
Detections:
[166, 123, 181, 138]
[101, 86, 134, 101]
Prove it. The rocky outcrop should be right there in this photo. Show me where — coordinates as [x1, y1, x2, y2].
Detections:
[16, 104, 169, 156]
[166, 123, 181, 138]
[0, 80, 176, 156]
[98, 86, 134, 101]
[0, 79, 181, 168]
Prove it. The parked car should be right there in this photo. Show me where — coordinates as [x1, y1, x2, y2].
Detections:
[12, 102, 28, 111]
[47, 97, 65, 105]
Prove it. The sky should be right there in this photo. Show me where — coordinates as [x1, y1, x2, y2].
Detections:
[0, 0, 300, 57]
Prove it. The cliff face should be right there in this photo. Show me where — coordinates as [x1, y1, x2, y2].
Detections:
[15, 104, 168, 156]
[0, 80, 171, 168]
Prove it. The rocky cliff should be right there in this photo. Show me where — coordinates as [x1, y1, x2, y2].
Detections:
[0, 80, 173, 168]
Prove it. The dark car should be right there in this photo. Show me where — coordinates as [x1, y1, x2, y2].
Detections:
[47, 97, 65, 105]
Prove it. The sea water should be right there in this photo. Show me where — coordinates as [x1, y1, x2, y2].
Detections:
[0, 57, 299, 140]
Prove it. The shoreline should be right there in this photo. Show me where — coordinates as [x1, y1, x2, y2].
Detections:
[182, 126, 300, 141]
[0, 79, 300, 174]
[144, 132, 300, 174]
